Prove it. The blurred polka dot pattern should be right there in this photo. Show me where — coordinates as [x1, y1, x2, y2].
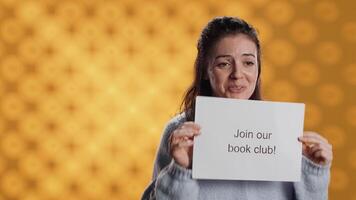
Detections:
[0, 0, 355, 199]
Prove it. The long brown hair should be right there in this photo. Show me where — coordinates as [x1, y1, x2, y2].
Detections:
[180, 16, 263, 121]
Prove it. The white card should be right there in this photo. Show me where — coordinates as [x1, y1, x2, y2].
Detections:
[192, 96, 305, 182]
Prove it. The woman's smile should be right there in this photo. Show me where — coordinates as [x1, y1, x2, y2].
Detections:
[228, 85, 246, 93]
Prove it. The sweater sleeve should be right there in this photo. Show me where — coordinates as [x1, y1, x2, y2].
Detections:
[293, 156, 331, 200]
[141, 114, 200, 200]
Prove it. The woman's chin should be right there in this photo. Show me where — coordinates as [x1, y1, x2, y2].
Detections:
[226, 93, 249, 100]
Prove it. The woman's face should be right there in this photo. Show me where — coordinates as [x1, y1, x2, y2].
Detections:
[207, 34, 258, 99]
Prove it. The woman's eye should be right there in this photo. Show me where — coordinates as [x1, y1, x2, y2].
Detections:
[217, 62, 230, 68]
[245, 61, 255, 66]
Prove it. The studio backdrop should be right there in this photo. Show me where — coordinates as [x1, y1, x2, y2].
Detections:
[0, 0, 355, 199]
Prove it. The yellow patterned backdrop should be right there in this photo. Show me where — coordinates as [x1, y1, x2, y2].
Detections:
[0, 0, 355, 199]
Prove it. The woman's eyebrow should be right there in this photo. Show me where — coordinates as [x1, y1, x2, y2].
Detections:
[241, 53, 256, 58]
[214, 55, 233, 59]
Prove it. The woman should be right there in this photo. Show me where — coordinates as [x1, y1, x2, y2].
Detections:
[142, 16, 332, 200]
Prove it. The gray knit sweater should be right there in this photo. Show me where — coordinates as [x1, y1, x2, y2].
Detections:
[141, 113, 330, 200]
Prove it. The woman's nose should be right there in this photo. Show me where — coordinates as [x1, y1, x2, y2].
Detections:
[229, 64, 244, 79]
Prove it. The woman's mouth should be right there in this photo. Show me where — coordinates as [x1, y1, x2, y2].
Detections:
[228, 85, 246, 93]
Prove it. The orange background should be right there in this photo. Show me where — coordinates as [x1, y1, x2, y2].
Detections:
[0, 0, 355, 199]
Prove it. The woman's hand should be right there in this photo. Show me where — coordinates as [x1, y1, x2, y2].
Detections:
[169, 122, 201, 169]
[298, 131, 333, 166]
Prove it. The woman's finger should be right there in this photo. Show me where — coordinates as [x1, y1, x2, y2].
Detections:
[170, 136, 194, 149]
[307, 143, 331, 155]
[177, 139, 194, 148]
[173, 127, 201, 138]
[306, 143, 321, 155]
[302, 131, 328, 144]
[298, 136, 326, 146]
[313, 149, 331, 161]
[304, 144, 333, 165]
[180, 122, 201, 131]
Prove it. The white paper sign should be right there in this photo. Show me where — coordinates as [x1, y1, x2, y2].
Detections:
[192, 96, 305, 182]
